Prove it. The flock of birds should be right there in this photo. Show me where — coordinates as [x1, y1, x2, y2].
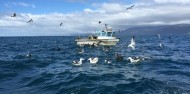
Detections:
[10, 13, 63, 26]
[20, 4, 157, 66]
[10, 4, 135, 27]
[71, 33, 164, 66]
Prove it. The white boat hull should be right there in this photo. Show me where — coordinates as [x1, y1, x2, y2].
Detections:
[75, 39, 119, 46]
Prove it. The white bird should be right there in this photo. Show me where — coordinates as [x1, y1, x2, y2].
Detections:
[88, 57, 98, 64]
[72, 58, 85, 66]
[159, 42, 164, 48]
[128, 36, 135, 50]
[127, 57, 141, 63]
[158, 33, 161, 39]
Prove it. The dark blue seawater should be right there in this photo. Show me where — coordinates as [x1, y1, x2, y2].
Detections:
[0, 35, 190, 94]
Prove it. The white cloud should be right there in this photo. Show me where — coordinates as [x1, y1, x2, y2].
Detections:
[154, 0, 190, 4]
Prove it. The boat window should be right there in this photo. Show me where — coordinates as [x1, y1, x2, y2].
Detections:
[107, 32, 112, 36]
[101, 31, 106, 36]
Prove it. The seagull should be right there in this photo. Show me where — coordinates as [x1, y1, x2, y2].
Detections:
[72, 58, 85, 66]
[127, 57, 141, 63]
[125, 5, 135, 11]
[60, 23, 63, 26]
[26, 19, 33, 23]
[26, 52, 31, 58]
[11, 13, 16, 17]
[88, 57, 98, 64]
[78, 48, 84, 54]
[128, 36, 135, 50]
[115, 52, 123, 61]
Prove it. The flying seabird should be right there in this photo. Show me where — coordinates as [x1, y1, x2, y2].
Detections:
[27, 19, 33, 23]
[88, 57, 99, 64]
[60, 23, 63, 26]
[11, 13, 16, 17]
[128, 36, 135, 50]
[99, 21, 101, 24]
[72, 58, 85, 66]
[126, 5, 135, 11]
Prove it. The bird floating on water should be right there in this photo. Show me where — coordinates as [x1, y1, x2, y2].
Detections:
[115, 52, 124, 61]
[159, 42, 164, 48]
[11, 13, 16, 17]
[26, 52, 31, 58]
[72, 58, 85, 66]
[127, 57, 141, 63]
[88, 57, 98, 64]
[78, 48, 84, 54]
[128, 36, 135, 50]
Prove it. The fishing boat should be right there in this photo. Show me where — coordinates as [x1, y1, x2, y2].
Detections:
[75, 24, 119, 46]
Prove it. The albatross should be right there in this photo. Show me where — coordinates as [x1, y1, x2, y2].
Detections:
[127, 57, 141, 63]
[88, 57, 98, 64]
[72, 58, 85, 66]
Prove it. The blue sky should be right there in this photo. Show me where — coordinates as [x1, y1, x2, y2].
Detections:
[0, 0, 134, 14]
[0, 0, 190, 36]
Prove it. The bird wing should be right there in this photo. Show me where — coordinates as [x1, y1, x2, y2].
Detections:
[60, 23, 62, 26]
[14, 13, 16, 17]
[93, 58, 98, 63]
[72, 61, 77, 64]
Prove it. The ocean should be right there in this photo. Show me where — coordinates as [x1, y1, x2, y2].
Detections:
[0, 35, 190, 94]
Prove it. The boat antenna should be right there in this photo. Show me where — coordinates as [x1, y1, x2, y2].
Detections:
[105, 24, 108, 31]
